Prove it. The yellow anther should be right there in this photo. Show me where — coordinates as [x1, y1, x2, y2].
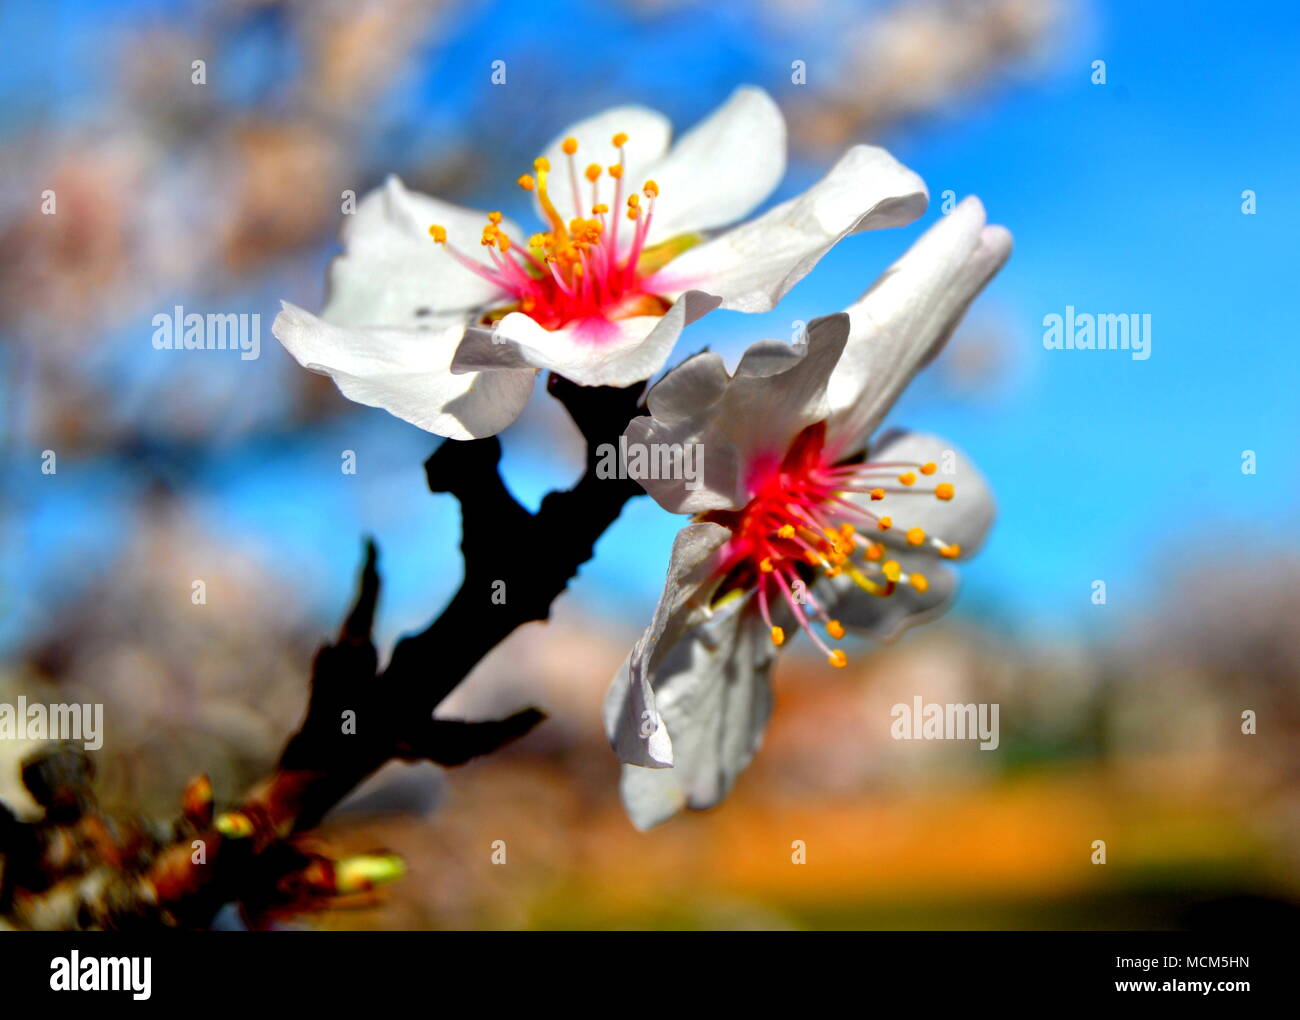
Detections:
[899, 472, 917, 486]
[497, 234, 511, 252]
[804, 549, 822, 566]
[561, 137, 578, 155]
[585, 163, 602, 182]
[428, 224, 447, 244]
[592, 203, 608, 214]
[517, 174, 535, 191]
[644, 179, 659, 197]
[608, 164, 624, 179]
[921, 462, 937, 475]
[533, 156, 551, 173]
[487, 210, 503, 224]
[910, 573, 930, 593]
[935, 483, 955, 501]
[627, 193, 640, 207]
[883, 560, 902, 583]
[528, 233, 546, 248]
[828, 649, 848, 668]
[864, 542, 883, 561]
[612, 131, 628, 147]
[878, 516, 893, 530]
[215, 812, 254, 839]
[870, 488, 885, 501]
[825, 566, 842, 578]
[906, 527, 926, 546]
[939, 543, 962, 559]
[827, 620, 845, 640]
[839, 522, 856, 538]
[759, 557, 774, 573]
[627, 207, 640, 220]
[770, 626, 785, 647]
[777, 524, 796, 539]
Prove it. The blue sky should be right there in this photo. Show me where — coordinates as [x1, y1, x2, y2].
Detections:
[4, 0, 1298, 653]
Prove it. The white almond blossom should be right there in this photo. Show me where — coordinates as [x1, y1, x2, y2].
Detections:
[273, 86, 928, 439]
[604, 197, 1012, 829]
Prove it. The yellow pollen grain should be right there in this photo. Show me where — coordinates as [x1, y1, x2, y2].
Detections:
[828, 649, 848, 668]
[627, 193, 639, 207]
[608, 164, 624, 179]
[921, 462, 937, 475]
[935, 483, 955, 501]
[592, 203, 608, 214]
[899, 472, 917, 486]
[770, 626, 785, 647]
[561, 137, 578, 155]
[883, 560, 902, 583]
[760, 557, 774, 574]
[487, 211, 503, 224]
[533, 156, 550, 173]
[827, 620, 845, 640]
[826, 566, 842, 578]
[940, 544, 962, 559]
[870, 488, 885, 501]
[906, 527, 926, 546]
[517, 174, 535, 191]
[585, 163, 602, 182]
[644, 179, 659, 197]
[777, 524, 796, 539]
[839, 522, 856, 538]
[427, 224, 447, 244]
[910, 573, 930, 593]
[865, 542, 883, 561]
[612, 131, 628, 147]
[878, 516, 893, 530]
[627, 207, 640, 220]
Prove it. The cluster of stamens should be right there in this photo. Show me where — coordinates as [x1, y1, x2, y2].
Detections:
[712, 424, 961, 669]
[427, 132, 666, 330]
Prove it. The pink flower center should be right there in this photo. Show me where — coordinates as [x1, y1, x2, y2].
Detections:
[708, 423, 960, 668]
[428, 131, 672, 334]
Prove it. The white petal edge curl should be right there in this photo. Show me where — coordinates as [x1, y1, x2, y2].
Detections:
[604, 521, 732, 769]
[638, 86, 786, 246]
[534, 105, 673, 227]
[272, 302, 535, 440]
[826, 195, 1013, 457]
[323, 176, 515, 329]
[620, 314, 849, 515]
[649, 144, 928, 314]
[450, 290, 722, 388]
[618, 595, 777, 830]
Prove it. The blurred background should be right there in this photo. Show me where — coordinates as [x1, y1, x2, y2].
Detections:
[2, 0, 1299, 929]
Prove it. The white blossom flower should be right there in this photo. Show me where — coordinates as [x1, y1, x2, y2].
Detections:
[273, 86, 928, 439]
[604, 196, 1012, 828]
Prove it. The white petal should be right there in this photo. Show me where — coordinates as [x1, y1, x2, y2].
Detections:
[618, 595, 777, 830]
[323, 176, 513, 328]
[819, 554, 959, 642]
[852, 431, 996, 558]
[604, 522, 732, 768]
[623, 315, 849, 514]
[450, 290, 721, 388]
[649, 144, 927, 313]
[826, 196, 1012, 456]
[272, 302, 535, 440]
[533, 105, 673, 226]
[639, 86, 786, 245]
